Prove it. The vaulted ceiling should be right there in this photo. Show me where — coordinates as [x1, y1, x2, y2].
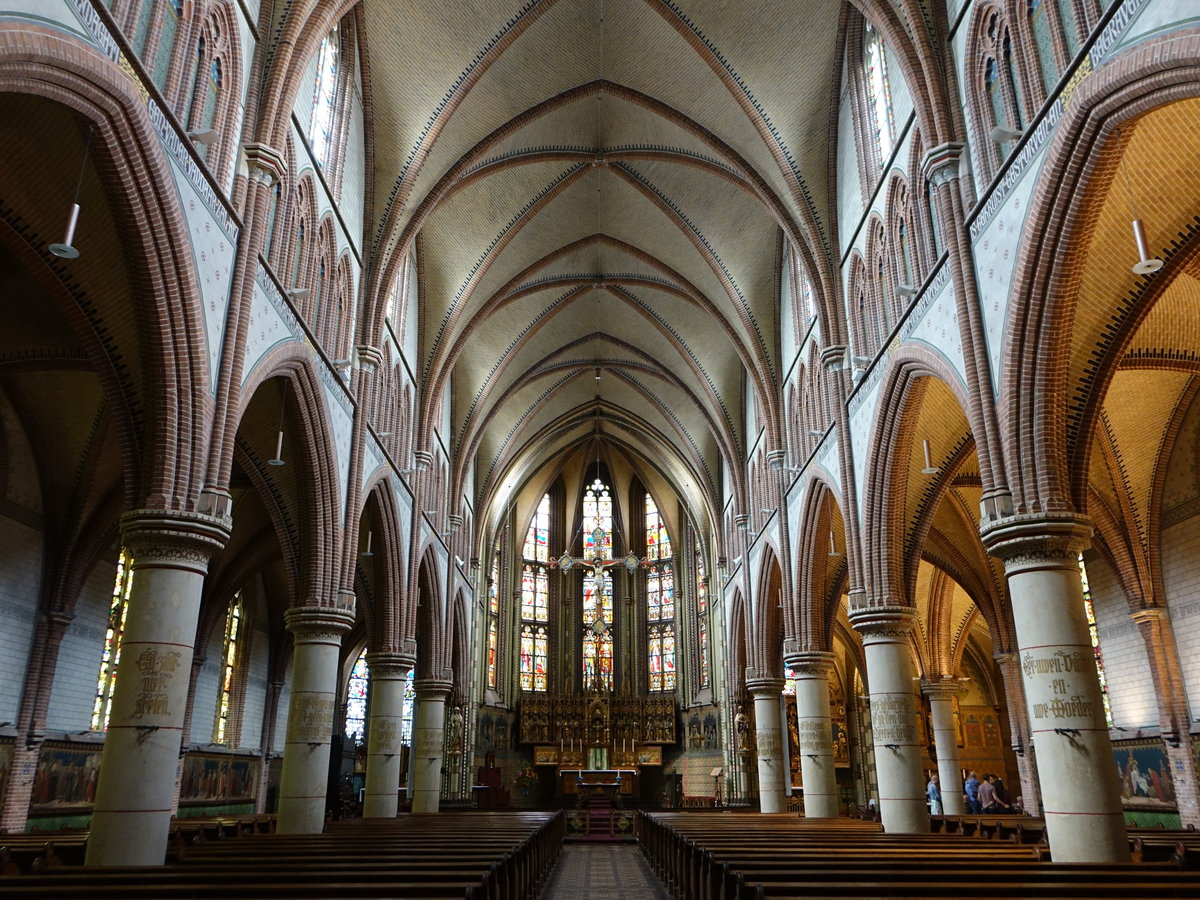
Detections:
[361, 0, 844, 521]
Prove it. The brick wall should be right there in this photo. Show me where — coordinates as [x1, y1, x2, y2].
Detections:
[0, 514, 41, 724]
[1087, 551, 1157, 728]
[240, 614, 272, 750]
[46, 560, 117, 733]
[1162, 513, 1200, 722]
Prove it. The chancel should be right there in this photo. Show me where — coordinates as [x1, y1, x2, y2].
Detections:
[2, 1, 1200, 897]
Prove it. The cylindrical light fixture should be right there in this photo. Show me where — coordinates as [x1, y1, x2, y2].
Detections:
[267, 430, 285, 466]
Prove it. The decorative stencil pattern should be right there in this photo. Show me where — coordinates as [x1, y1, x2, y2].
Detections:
[243, 266, 303, 386]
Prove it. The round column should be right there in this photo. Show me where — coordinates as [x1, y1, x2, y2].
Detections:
[788, 652, 840, 818]
[986, 516, 1128, 862]
[87, 511, 229, 866]
[277, 605, 355, 834]
[747, 675, 787, 814]
[922, 679, 965, 815]
[411, 679, 453, 813]
[362, 653, 414, 818]
[850, 606, 929, 834]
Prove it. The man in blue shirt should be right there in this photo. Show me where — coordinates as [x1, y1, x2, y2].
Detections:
[964, 771, 981, 814]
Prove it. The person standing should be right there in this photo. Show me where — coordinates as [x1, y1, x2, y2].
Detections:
[964, 771, 981, 814]
[927, 773, 942, 815]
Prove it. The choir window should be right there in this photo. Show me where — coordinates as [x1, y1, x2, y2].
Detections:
[581, 478, 614, 689]
[695, 539, 710, 690]
[646, 493, 675, 692]
[213, 591, 245, 745]
[520, 494, 550, 691]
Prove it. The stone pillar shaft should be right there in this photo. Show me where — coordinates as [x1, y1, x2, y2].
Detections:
[276, 606, 355, 834]
[362, 654, 414, 818]
[411, 679, 453, 814]
[923, 680, 965, 815]
[87, 511, 229, 867]
[747, 675, 787, 814]
[851, 606, 929, 834]
[788, 653, 839, 818]
[987, 518, 1128, 862]
[995, 651, 1041, 816]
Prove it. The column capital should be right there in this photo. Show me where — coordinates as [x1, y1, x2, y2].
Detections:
[981, 513, 1092, 568]
[784, 650, 835, 677]
[365, 652, 415, 680]
[921, 142, 966, 187]
[413, 679, 454, 701]
[120, 509, 231, 576]
[745, 673, 786, 697]
[284, 606, 355, 644]
[921, 677, 964, 699]
[821, 344, 847, 371]
[355, 344, 383, 374]
[1130, 606, 1168, 625]
[242, 142, 287, 185]
[849, 605, 918, 643]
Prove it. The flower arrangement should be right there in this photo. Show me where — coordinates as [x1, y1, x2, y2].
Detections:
[513, 763, 539, 792]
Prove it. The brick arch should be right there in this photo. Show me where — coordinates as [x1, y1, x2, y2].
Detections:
[860, 350, 974, 609]
[749, 545, 784, 676]
[1001, 31, 1200, 516]
[0, 26, 213, 511]
[791, 475, 848, 654]
[413, 548, 445, 678]
[359, 474, 412, 652]
[236, 349, 345, 607]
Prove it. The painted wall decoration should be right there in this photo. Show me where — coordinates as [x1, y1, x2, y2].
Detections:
[1113, 740, 1176, 809]
[0, 741, 12, 810]
[684, 704, 719, 750]
[29, 742, 102, 813]
[179, 753, 259, 806]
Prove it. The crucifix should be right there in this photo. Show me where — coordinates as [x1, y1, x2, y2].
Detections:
[551, 525, 644, 634]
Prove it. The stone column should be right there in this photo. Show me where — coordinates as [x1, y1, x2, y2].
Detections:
[411, 678, 453, 813]
[747, 674, 787, 813]
[850, 606, 929, 834]
[362, 653, 414, 818]
[788, 652, 839, 818]
[1130, 608, 1200, 828]
[87, 511, 229, 867]
[994, 650, 1041, 816]
[922, 678, 965, 815]
[985, 516, 1128, 862]
[276, 605, 355, 834]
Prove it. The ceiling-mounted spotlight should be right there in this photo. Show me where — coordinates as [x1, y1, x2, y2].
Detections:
[808, 429, 824, 437]
[989, 124, 1023, 143]
[896, 283, 917, 298]
[287, 287, 310, 300]
[594, 366, 602, 382]
[1129, 218, 1164, 275]
[827, 528, 841, 558]
[49, 126, 94, 260]
[267, 429, 286, 467]
[361, 531, 374, 558]
[187, 128, 219, 146]
[920, 439, 938, 475]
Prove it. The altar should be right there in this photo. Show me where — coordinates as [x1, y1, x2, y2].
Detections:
[561, 768, 639, 803]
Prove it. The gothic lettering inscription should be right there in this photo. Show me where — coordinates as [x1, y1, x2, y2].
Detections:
[416, 732, 442, 759]
[290, 695, 335, 743]
[372, 719, 398, 752]
[132, 648, 181, 719]
[798, 720, 828, 752]
[1022, 651, 1100, 723]
[870, 696, 915, 744]
[758, 733, 781, 760]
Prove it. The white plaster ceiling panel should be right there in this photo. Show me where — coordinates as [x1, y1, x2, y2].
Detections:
[903, 278, 964, 390]
[849, 379, 884, 516]
[320, 374, 354, 522]
[243, 270, 301, 388]
[168, 156, 234, 396]
[973, 144, 1044, 395]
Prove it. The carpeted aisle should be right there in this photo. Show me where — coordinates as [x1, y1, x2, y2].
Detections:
[541, 843, 669, 899]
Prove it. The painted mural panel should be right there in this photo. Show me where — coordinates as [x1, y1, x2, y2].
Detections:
[29, 741, 102, 814]
[178, 752, 259, 806]
[1113, 740, 1176, 809]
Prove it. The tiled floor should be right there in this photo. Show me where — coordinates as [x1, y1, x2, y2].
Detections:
[541, 843, 670, 899]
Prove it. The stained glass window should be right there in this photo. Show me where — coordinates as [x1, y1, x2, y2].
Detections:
[864, 22, 895, 163]
[487, 618, 499, 689]
[583, 478, 612, 560]
[487, 550, 499, 689]
[648, 624, 676, 692]
[645, 494, 675, 691]
[489, 555, 500, 615]
[1078, 555, 1113, 727]
[520, 497, 551, 690]
[696, 539, 710, 689]
[583, 620, 614, 689]
[345, 648, 369, 743]
[400, 668, 415, 744]
[92, 549, 134, 732]
[310, 28, 339, 166]
[214, 592, 244, 745]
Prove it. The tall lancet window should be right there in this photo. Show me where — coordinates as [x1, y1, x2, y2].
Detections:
[864, 22, 895, 163]
[486, 551, 500, 690]
[695, 539, 711, 690]
[520, 495, 550, 691]
[582, 478, 614, 689]
[345, 648, 368, 743]
[310, 28, 340, 166]
[645, 494, 675, 692]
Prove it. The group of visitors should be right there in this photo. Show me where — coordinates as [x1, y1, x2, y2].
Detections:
[926, 771, 1014, 815]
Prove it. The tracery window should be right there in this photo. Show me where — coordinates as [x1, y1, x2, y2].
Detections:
[345, 648, 369, 744]
[310, 28, 340, 167]
[863, 22, 895, 165]
[582, 478, 614, 689]
[130, 0, 181, 91]
[695, 539, 710, 690]
[486, 552, 500, 690]
[400, 668, 416, 744]
[520, 495, 550, 691]
[645, 494, 675, 692]
[1077, 555, 1113, 727]
[974, 8, 1025, 179]
[92, 549, 134, 732]
[213, 591, 245, 745]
